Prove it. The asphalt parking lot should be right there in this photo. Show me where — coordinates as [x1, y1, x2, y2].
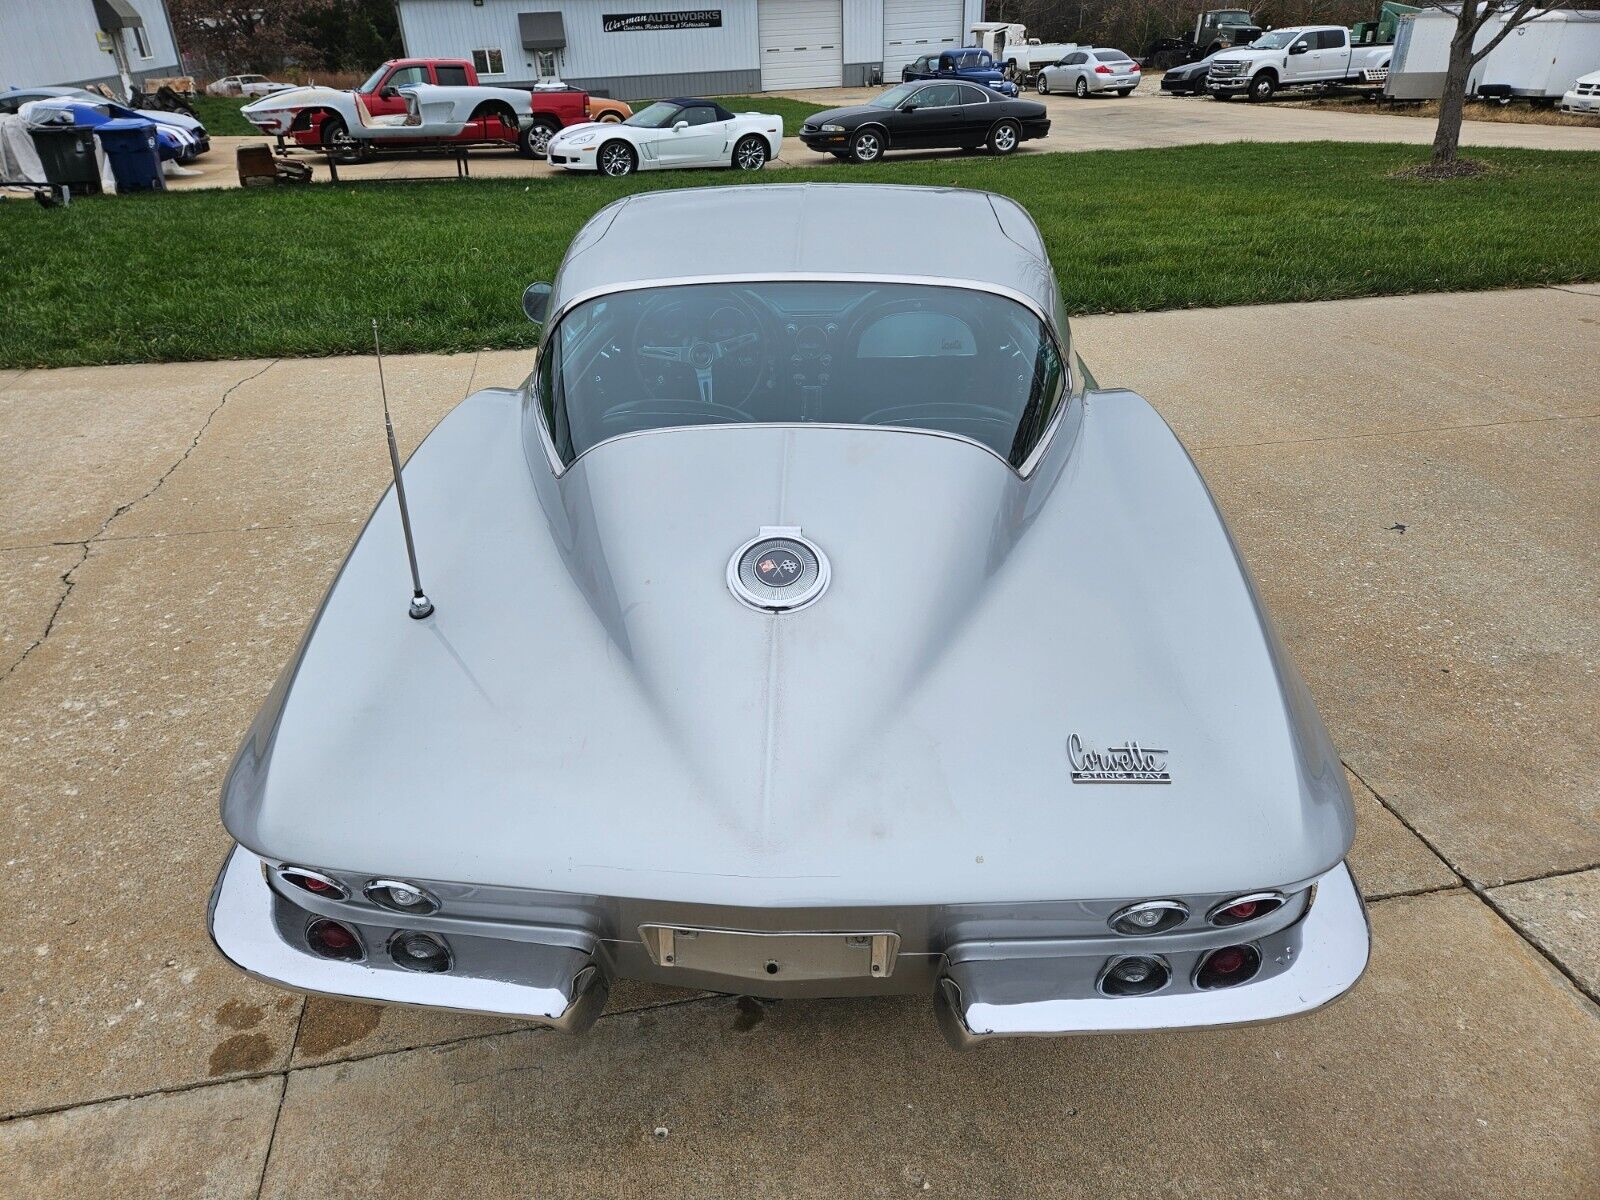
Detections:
[1, 284, 1595, 1198]
[163, 83, 1597, 190]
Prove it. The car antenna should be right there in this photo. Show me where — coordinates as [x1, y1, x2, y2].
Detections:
[371, 318, 434, 620]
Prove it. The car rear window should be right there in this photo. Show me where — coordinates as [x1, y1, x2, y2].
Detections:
[537, 282, 1066, 469]
[1095, 50, 1133, 62]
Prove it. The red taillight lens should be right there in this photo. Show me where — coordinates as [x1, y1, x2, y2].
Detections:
[1195, 944, 1261, 990]
[1130, 63, 1141, 71]
[1095, 65, 1113, 74]
[1208, 892, 1286, 927]
[279, 867, 348, 901]
[306, 918, 363, 962]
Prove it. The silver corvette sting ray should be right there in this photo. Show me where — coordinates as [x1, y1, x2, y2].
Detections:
[208, 184, 1369, 1047]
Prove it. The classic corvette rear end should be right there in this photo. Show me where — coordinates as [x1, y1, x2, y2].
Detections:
[209, 184, 1367, 1046]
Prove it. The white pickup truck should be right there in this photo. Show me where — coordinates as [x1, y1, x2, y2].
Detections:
[1206, 25, 1393, 100]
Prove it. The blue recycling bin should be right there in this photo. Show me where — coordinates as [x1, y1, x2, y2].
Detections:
[95, 118, 164, 193]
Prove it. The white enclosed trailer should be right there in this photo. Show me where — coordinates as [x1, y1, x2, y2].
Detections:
[1388, 7, 1600, 101]
[1471, 10, 1600, 101]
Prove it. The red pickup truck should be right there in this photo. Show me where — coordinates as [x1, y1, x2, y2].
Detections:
[286, 58, 599, 157]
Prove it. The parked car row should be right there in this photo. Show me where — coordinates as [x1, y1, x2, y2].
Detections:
[239, 57, 632, 161]
[0, 86, 210, 160]
[542, 80, 1051, 177]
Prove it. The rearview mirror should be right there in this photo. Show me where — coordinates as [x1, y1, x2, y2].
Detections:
[380, 85, 399, 99]
[672, 120, 688, 132]
[1289, 42, 1308, 54]
[521, 281, 552, 325]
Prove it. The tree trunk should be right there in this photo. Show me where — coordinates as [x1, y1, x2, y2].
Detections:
[1430, 27, 1476, 166]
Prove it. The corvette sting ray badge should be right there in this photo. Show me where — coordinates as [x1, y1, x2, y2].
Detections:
[1068, 734, 1172, 783]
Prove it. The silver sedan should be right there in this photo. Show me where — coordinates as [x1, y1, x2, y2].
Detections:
[1037, 47, 1143, 97]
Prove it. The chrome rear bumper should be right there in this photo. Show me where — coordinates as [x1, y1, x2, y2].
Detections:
[206, 845, 609, 1032]
[209, 844, 1366, 1047]
[933, 862, 1368, 1047]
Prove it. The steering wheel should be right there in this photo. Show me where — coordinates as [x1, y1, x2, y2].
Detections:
[597, 397, 756, 436]
[633, 295, 771, 409]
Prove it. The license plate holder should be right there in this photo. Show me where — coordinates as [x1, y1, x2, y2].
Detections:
[640, 925, 899, 981]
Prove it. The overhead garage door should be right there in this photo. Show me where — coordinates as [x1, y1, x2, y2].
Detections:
[759, 0, 843, 91]
[883, 0, 965, 79]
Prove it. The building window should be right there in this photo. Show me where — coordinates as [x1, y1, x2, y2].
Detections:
[132, 25, 152, 59]
[535, 50, 559, 80]
[472, 48, 504, 75]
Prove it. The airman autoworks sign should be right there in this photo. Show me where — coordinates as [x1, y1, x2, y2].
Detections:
[603, 11, 723, 32]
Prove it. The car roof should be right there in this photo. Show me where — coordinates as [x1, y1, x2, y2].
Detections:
[550, 184, 1063, 330]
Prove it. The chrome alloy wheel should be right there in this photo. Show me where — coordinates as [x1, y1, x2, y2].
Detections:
[599, 142, 634, 176]
[734, 136, 767, 170]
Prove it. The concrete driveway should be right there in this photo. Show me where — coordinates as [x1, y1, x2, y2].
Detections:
[164, 85, 1596, 191]
[0, 287, 1596, 1197]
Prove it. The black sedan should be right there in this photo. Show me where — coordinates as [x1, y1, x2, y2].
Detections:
[798, 81, 1049, 164]
[1158, 52, 1226, 95]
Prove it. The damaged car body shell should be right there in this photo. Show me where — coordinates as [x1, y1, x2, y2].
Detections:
[209, 184, 1368, 1046]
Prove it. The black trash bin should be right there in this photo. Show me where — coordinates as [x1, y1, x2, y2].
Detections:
[28, 125, 101, 195]
[96, 118, 165, 192]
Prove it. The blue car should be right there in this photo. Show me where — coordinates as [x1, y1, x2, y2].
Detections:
[900, 48, 1020, 97]
[0, 87, 208, 160]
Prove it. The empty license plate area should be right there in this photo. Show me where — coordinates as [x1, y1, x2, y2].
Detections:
[640, 925, 899, 981]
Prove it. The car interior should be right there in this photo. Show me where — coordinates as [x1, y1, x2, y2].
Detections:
[538, 282, 1066, 469]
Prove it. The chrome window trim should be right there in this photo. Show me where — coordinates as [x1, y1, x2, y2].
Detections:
[528, 273, 1072, 481]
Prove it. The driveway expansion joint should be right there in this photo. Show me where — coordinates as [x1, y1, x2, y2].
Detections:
[0, 989, 719, 1126]
[1346, 760, 1600, 1009]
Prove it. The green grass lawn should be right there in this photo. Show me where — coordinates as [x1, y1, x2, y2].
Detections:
[2, 141, 1597, 368]
[705, 95, 833, 130]
[188, 95, 258, 136]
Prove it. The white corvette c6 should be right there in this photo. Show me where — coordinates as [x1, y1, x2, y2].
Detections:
[547, 97, 782, 176]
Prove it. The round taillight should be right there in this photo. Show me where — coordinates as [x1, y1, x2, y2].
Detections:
[1207, 891, 1285, 927]
[1098, 954, 1171, 997]
[1194, 943, 1261, 990]
[306, 918, 364, 962]
[389, 931, 451, 974]
[279, 867, 348, 901]
[1108, 899, 1188, 936]
[364, 879, 441, 915]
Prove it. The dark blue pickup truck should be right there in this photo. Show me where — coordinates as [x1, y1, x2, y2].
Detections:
[900, 48, 1020, 96]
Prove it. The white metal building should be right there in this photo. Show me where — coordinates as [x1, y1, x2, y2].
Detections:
[393, 0, 986, 99]
[0, 0, 181, 96]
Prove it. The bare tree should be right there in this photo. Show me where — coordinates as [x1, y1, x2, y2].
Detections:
[169, 0, 332, 75]
[1417, 1, 1597, 166]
